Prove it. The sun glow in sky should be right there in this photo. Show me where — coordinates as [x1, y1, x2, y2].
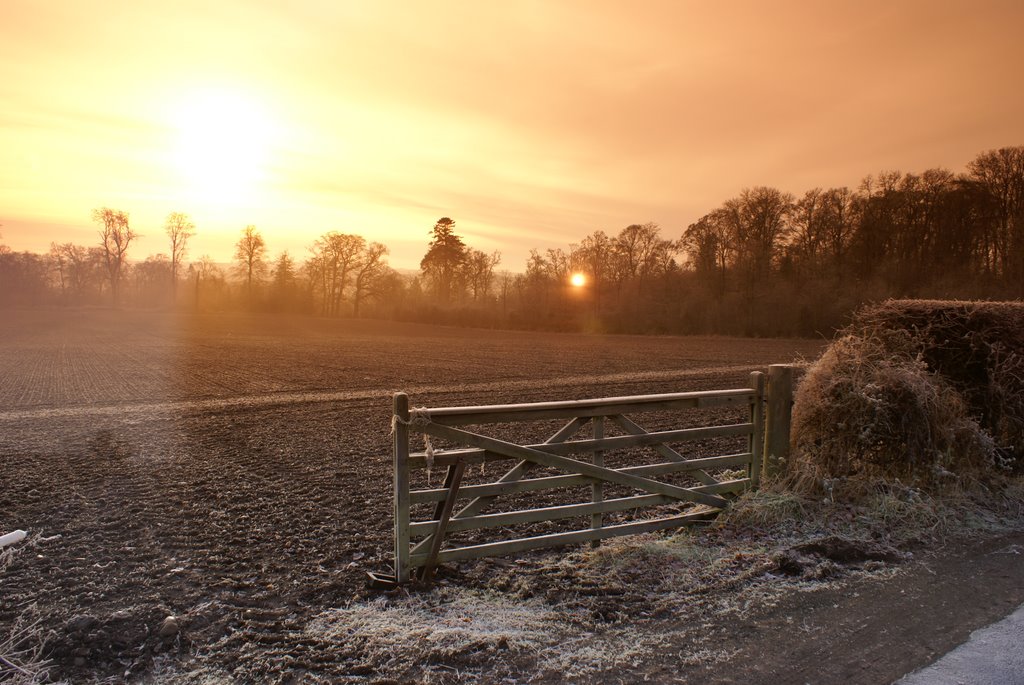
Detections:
[2, 1, 1023, 269]
[171, 89, 279, 208]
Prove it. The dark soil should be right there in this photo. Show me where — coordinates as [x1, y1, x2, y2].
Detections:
[3, 310, 1021, 683]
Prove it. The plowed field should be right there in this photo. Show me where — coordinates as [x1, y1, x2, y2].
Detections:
[0, 310, 856, 683]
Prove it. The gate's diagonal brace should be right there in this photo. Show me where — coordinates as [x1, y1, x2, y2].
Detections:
[429, 462, 464, 529]
[418, 458, 466, 585]
[415, 461, 465, 556]
[410, 416, 589, 556]
[610, 414, 719, 486]
[424, 423, 730, 509]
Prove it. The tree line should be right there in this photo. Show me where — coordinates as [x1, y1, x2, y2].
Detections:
[0, 213, 405, 317]
[1, 144, 1021, 336]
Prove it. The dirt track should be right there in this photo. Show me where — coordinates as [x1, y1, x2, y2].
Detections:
[4, 310, 1022, 684]
[624, 531, 1024, 684]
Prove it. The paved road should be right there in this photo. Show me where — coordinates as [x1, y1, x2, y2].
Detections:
[897, 602, 1024, 685]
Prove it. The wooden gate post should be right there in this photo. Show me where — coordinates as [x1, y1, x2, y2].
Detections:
[748, 371, 765, 487]
[393, 393, 411, 584]
[590, 416, 604, 548]
[763, 364, 795, 478]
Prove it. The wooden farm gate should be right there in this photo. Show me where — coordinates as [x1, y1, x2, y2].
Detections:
[374, 367, 795, 587]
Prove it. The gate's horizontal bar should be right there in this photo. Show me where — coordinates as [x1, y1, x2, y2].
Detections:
[408, 509, 720, 566]
[409, 478, 750, 537]
[421, 389, 756, 426]
[409, 423, 753, 469]
[425, 422, 730, 508]
[410, 452, 752, 504]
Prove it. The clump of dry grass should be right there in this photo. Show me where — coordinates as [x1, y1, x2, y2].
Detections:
[717, 488, 808, 531]
[788, 300, 1024, 497]
[307, 588, 565, 683]
[309, 584, 705, 682]
[0, 605, 52, 685]
[0, 547, 15, 575]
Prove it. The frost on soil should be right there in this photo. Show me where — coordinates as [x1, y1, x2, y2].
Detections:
[303, 517, 899, 684]
[306, 582, 745, 683]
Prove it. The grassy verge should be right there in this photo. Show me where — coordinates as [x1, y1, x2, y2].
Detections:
[299, 474, 1024, 684]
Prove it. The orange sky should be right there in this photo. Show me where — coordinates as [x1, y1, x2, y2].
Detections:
[1, 1, 1022, 270]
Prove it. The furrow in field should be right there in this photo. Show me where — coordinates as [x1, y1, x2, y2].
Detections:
[0, 363, 759, 422]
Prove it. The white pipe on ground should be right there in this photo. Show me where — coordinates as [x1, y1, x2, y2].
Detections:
[0, 530, 27, 548]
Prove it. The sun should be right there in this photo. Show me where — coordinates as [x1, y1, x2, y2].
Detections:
[172, 89, 277, 205]
[570, 272, 586, 287]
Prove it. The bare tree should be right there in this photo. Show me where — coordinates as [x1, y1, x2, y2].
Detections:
[722, 188, 794, 286]
[49, 242, 68, 299]
[681, 211, 732, 296]
[308, 232, 365, 315]
[0, 250, 51, 306]
[788, 188, 826, 282]
[352, 242, 390, 317]
[464, 248, 501, 302]
[570, 231, 614, 311]
[969, 146, 1024, 291]
[234, 225, 268, 301]
[93, 207, 136, 305]
[819, 187, 857, 280]
[498, 269, 515, 315]
[613, 223, 667, 283]
[544, 248, 571, 286]
[190, 255, 227, 309]
[48, 242, 104, 304]
[134, 254, 172, 304]
[165, 212, 195, 300]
